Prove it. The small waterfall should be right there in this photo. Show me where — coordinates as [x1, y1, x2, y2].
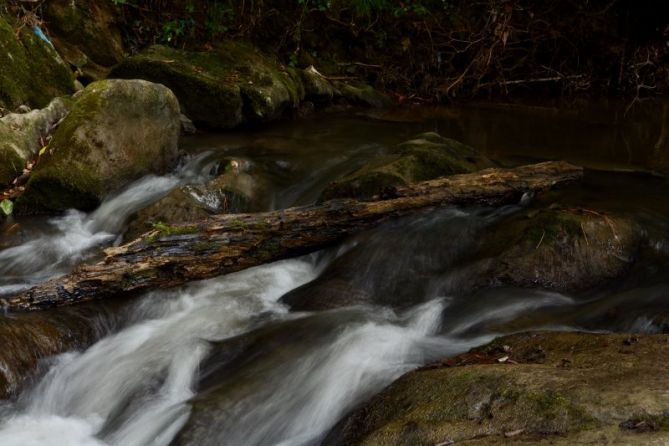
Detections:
[0, 153, 216, 294]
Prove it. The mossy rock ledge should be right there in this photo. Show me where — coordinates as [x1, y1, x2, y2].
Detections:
[328, 331, 669, 446]
[109, 43, 304, 129]
[321, 132, 495, 200]
[18, 79, 181, 212]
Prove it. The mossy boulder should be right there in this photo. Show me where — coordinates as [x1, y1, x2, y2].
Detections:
[18, 79, 180, 212]
[0, 97, 71, 186]
[454, 208, 642, 292]
[44, 0, 124, 81]
[321, 132, 494, 200]
[109, 43, 304, 129]
[329, 332, 669, 446]
[0, 16, 74, 110]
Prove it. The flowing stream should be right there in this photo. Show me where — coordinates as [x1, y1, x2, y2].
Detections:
[1, 102, 669, 445]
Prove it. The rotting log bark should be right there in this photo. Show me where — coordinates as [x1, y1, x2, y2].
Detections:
[3, 161, 583, 311]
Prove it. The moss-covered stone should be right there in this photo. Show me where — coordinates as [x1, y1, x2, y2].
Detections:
[0, 16, 74, 110]
[109, 42, 304, 129]
[330, 332, 669, 446]
[457, 208, 642, 292]
[321, 132, 494, 200]
[17, 79, 180, 212]
[0, 97, 71, 186]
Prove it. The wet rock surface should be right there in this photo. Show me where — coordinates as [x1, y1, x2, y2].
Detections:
[0, 303, 117, 399]
[328, 331, 669, 446]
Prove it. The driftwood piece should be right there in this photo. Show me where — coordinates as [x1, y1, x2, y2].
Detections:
[3, 161, 583, 311]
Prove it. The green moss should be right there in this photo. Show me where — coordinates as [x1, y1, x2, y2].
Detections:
[152, 221, 199, 236]
[226, 219, 247, 231]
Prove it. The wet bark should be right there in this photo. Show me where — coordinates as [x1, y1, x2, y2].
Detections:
[3, 161, 583, 311]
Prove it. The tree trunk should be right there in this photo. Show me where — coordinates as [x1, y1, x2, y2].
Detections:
[3, 161, 582, 311]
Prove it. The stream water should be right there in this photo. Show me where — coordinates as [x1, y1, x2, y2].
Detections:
[1, 101, 669, 445]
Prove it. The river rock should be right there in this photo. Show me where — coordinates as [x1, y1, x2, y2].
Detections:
[321, 132, 494, 200]
[109, 43, 304, 129]
[0, 16, 74, 110]
[18, 79, 180, 212]
[453, 208, 642, 292]
[44, 0, 125, 81]
[328, 331, 669, 446]
[0, 97, 71, 186]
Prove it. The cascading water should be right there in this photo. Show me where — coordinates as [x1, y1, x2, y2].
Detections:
[0, 204, 592, 446]
[2, 110, 669, 446]
[0, 152, 218, 294]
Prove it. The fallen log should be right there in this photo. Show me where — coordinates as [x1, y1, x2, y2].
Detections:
[3, 161, 583, 311]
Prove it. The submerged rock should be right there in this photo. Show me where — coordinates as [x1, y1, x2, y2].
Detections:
[456, 208, 642, 292]
[328, 331, 669, 446]
[110, 43, 304, 129]
[124, 158, 271, 240]
[18, 79, 180, 212]
[0, 16, 75, 110]
[321, 132, 494, 200]
[0, 97, 71, 186]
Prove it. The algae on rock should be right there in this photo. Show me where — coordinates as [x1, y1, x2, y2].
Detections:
[18, 79, 180, 212]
